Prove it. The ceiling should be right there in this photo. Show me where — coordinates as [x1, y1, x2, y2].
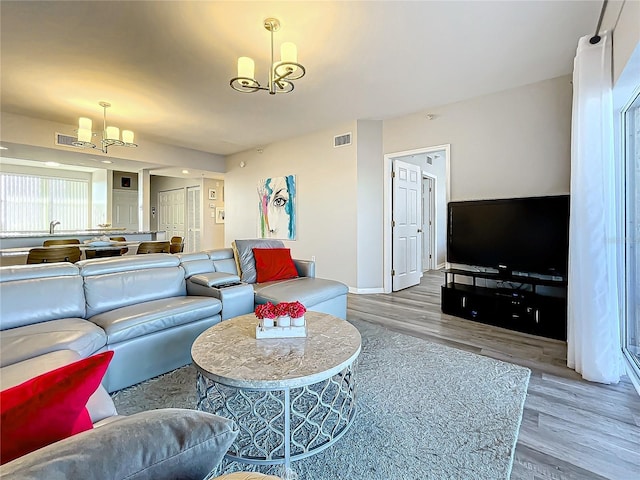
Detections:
[1, 1, 600, 160]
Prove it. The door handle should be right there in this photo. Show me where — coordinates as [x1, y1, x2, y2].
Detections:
[417, 229, 423, 233]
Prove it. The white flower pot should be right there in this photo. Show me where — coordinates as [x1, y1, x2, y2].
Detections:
[277, 315, 291, 327]
[291, 315, 305, 326]
[262, 318, 274, 328]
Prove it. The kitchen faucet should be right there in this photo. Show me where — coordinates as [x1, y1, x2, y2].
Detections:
[49, 221, 60, 234]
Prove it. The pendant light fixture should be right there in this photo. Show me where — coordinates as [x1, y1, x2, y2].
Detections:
[230, 18, 306, 95]
[72, 102, 137, 154]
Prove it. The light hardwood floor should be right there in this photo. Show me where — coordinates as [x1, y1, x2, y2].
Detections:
[347, 270, 640, 480]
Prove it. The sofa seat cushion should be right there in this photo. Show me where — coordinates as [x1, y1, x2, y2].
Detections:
[253, 277, 348, 307]
[88, 296, 222, 344]
[0, 318, 107, 368]
[1, 409, 238, 480]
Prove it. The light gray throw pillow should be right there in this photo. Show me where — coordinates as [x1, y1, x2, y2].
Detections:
[234, 239, 284, 284]
[1, 408, 238, 480]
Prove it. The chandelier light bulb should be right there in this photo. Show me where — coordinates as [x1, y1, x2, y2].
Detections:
[280, 42, 298, 72]
[122, 130, 135, 144]
[105, 126, 120, 141]
[77, 128, 93, 143]
[237, 57, 255, 84]
[78, 117, 92, 131]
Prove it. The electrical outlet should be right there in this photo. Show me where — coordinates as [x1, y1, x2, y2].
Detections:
[311, 255, 316, 262]
[210, 211, 215, 218]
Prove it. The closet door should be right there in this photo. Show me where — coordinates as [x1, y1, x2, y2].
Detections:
[186, 186, 201, 253]
[158, 188, 185, 241]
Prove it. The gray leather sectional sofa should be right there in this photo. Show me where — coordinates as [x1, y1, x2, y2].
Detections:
[0, 246, 347, 475]
[0, 247, 347, 393]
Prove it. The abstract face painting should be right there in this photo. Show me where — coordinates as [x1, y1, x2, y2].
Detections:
[257, 175, 296, 240]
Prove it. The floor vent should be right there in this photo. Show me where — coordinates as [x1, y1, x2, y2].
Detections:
[333, 132, 352, 148]
[55, 132, 78, 147]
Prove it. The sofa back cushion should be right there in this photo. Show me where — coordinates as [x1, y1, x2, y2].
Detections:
[207, 248, 239, 275]
[0, 264, 85, 330]
[233, 240, 284, 283]
[78, 255, 186, 318]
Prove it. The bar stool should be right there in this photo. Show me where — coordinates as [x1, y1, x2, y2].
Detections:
[43, 239, 80, 246]
[27, 246, 82, 264]
[170, 236, 184, 254]
[110, 236, 129, 255]
[136, 241, 170, 254]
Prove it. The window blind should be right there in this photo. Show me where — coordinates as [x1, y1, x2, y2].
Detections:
[0, 173, 89, 232]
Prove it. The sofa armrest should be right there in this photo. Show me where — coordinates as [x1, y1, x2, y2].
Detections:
[189, 272, 241, 287]
[1, 408, 238, 480]
[294, 259, 315, 278]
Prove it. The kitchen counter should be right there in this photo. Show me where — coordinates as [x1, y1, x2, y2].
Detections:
[0, 231, 166, 265]
[0, 230, 159, 239]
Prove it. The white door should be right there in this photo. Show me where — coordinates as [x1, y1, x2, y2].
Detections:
[158, 189, 185, 241]
[422, 176, 436, 271]
[186, 186, 201, 253]
[392, 160, 422, 291]
[112, 189, 138, 231]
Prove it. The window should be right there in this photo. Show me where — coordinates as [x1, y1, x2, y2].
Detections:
[623, 91, 640, 374]
[0, 173, 89, 232]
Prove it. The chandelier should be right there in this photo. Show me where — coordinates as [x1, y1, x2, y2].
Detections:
[72, 102, 137, 154]
[230, 17, 306, 95]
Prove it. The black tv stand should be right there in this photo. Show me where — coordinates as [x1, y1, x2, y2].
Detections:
[441, 268, 567, 341]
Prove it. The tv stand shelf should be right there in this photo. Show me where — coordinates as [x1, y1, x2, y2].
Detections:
[441, 269, 567, 341]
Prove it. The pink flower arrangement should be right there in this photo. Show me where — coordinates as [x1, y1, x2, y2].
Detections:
[274, 302, 290, 317]
[254, 301, 306, 319]
[254, 302, 277, 320]
[287, 301, 307, 319]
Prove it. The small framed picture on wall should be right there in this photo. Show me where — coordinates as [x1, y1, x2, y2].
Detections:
[215, 207, 225, 224]
[208, 189, 217, 200]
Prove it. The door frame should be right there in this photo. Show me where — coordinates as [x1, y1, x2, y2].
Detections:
[422, 173, 437, 271]
[383, 144, 451, 293]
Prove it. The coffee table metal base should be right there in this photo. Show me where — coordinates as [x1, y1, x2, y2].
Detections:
[197, 362, 357, 477]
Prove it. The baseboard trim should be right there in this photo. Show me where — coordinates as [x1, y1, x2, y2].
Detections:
[349, 287, 385, 294]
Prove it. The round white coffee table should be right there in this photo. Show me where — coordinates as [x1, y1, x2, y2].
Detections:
[191, 311, 361, 478]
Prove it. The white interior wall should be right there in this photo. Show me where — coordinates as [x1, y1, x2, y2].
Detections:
[224, 122, 359, 287]
[383, 75, 573, 200]
[603, 0, 640, 84]
[356, 120, 384, 292]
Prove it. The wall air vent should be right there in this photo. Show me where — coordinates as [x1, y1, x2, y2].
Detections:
[333, 132, 352, 148]
[426, 155, 433, 165]
[55, 132, 78, 147]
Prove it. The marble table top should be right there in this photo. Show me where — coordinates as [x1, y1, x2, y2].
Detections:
[191, 311, 361, 389]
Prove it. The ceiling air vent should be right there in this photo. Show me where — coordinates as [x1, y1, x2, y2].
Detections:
[55, 132, 78, 147]
[333, 132, 352, 148]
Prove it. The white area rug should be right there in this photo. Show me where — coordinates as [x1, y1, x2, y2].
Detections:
[113, 319, 530, 479]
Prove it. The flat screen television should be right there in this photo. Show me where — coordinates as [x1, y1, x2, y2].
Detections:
[447, 195, 570, 277]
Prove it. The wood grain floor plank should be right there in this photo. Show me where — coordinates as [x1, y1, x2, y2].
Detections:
[348, 270, 640, 479]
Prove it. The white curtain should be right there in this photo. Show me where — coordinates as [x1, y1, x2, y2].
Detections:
[568, 32, 625, 383]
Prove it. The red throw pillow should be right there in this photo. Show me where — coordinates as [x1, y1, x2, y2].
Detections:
[253, 248, 299, 283]
[0, 350, 114, 465]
